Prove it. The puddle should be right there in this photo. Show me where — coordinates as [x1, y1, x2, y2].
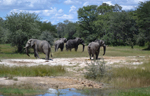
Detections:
[37, 88, 116, 96]
[37, 88, 86, 96]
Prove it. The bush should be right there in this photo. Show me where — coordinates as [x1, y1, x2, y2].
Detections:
[84, 58, 110, 80]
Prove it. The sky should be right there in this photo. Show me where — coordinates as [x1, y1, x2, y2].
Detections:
[0, 0, 149, 25]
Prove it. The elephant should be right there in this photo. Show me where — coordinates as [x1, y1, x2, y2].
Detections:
[66, 38, 85, 52]
[24, 39, 52, 60]
[88, 40, 106, 60]
[54, 38, 67, 52]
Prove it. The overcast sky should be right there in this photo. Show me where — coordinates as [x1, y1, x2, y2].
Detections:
[0, 0, 149, 24]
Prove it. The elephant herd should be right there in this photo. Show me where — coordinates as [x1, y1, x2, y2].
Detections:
[24, 38, 106, 60]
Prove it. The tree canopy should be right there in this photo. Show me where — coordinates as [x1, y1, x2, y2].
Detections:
[4, 12, 56, 53]
[0, 1, 150, 53]
[136, 1, 150, 49]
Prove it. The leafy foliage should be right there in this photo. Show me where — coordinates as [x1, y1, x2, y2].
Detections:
[56, 20, 77, 39]
[84, 59, 108, 80]
[77, 5, 98, 43]
[107, 11, 138, 47]
[136, 1, 150, 49]
[39, 30, 54, 46]
[5, 12, 41, 53]
[56, 22, 66, 38]
[0, 1, 150, 51]
[39, 21, 57, 37]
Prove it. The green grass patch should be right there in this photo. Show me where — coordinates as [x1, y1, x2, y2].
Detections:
[0, 87, 44, 95]
[0, 65, 66, 77]
[106, 46, 150, 56]
[113, 87, 150, 96]
[81, 87, 150, 96]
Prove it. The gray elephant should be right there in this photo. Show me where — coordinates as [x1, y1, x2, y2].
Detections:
[88, 40, 106, 60]
[54, 38, 67, 52]
[24, 39, 52, 60]
[66, 38, 85, 52]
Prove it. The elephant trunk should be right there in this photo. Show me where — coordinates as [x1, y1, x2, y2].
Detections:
[24, 47, 30, 57]
[103, 45, 106, 55]
[82, 43, 85, 52]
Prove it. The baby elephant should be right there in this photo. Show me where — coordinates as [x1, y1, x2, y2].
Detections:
[88, 40, 106, 60]
[24, 39, 52, 60]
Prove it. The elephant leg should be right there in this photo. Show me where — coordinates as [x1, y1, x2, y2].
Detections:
[75, 47, 78, 51]
[35, 50, 40, 59]
[34, 52, 37, 58]
[96, 52, 99, 59]
[55, 45, 57, 52]
[89, 53, 91, 60]
[45, 53, 49, 60]
[93, 54, 96, 60]
[43, 49, 49, 60]
[96, 49, 100, 59]
[61, 47, 63, 51]
[66, 45, 68, 51]
[56, 45, 59, 51]
[61, 45, 64, 51]
[88, 49, 92, 59]
[66, 47, 69, 51]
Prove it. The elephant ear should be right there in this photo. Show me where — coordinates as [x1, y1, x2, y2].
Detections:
[76, 38, 81, 43]
[101, 41, 105, 45]
[30, 40, 35, 47]
[77, 38, 82, 44]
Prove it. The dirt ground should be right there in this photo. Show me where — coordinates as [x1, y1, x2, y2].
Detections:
[0, 56, 145, 89]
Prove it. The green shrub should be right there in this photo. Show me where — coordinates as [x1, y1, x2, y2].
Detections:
[84, 58, 110, 80]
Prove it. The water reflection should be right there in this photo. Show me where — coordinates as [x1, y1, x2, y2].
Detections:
[37, 88, 86, 96]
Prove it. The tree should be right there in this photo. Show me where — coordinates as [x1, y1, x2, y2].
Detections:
[5, 12, 41, 53]
[56, 22, 66, 38]
[0, 27, 10, 44]
[106, 11, 138, 48]
[77, 5, 98, 43]
[77, 3, 123, 44]
[64, 21, 77, 39]
[39, 21, 57, 37]
[0, 17, 9, 43]
[56, 20, 78, 39]
[136, 1, 150, 49]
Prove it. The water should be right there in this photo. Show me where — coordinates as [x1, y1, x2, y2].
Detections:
[37, 88, 86, 96]
[0, 88, 115, 96]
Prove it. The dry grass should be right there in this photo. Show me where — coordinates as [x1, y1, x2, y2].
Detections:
[0, 65, 66, 77]
[109, 59, 150, 88]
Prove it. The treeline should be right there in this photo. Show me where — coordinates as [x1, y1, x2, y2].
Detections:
[0, 1, 150, 53]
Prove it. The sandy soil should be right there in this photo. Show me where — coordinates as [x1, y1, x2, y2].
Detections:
[0, 56, 145, 89]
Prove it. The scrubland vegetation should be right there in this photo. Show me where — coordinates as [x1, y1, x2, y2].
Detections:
[0, 44, 150, 95]
[0, 0, 150, 95]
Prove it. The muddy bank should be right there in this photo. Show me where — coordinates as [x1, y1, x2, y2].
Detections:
[0, 76, 104, 89]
